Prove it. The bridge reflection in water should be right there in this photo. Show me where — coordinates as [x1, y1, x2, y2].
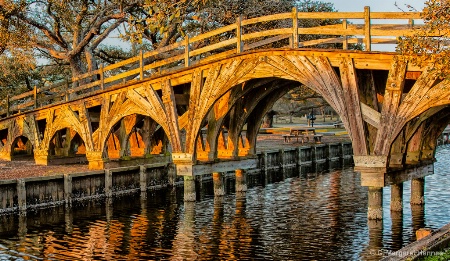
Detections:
[0, 146, 449, 260]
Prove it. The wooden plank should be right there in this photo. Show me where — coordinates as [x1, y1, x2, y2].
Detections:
[244, 34, 290, 51]
[189, 38, 237, 57]
[189, 24, 237, 43]
[297, 26, 365, 36]
[360, 102, 381, 128]
[241, 13, 291, 26]
[142, 41, 185, 59]
[143, 54, 184, 72]
[103, 68, 141, 85]
[9, 90, 34, 102]
[299, 37, 343, 47]
[236, 16, 243, 53]
[297, 12, 364, 19]
[242, 28, 292, 41]
[370, 12, 421, 19]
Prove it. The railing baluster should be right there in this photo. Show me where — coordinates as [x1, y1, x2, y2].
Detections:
[6, 94, 10, 117]
[236, 16, 243, 53]
[140, 50, 144, 80]
[33, 86, 37, 109]
[292, 7, 298, 48]
[364, 6, 371, 51]
[343, 19, 348, 50]
[100, 64, 104, 90]
[185, 35, 190, 67]
[65, 79, 69, 102]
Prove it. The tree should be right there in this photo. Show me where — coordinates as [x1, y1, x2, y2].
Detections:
[397, 0, 450, 77]
[0, 1, 141, 77]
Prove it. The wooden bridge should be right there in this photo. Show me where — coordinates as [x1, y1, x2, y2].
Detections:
[1, 7, 448, 193]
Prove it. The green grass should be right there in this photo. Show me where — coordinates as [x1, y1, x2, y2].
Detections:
[419, 248, 450, 261]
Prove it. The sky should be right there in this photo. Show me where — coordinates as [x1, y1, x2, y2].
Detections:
[331, 0, 425, 12]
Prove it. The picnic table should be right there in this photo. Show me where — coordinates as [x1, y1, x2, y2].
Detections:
[282, 127, 323, 144]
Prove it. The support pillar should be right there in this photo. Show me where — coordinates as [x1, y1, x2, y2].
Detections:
[34, 149, 48, 166]
[17, 179, 26, 213]
[184, 176, 196, 202]
[410, 178, 425, 205]
[235, 169, 247, 193]
[367, 187, 383, 220]
[390, 183, 403, 212]
[86, 151, 105, 170]
[64, 174, 72, 205]
[213, 172, 225, 196]
[105, 169, 112, 197]
[139, 166, 147, 193]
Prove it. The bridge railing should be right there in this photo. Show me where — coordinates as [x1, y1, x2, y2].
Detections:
[1, 6, 422, 118]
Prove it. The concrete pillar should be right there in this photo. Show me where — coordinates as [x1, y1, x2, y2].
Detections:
[64, 174, 72, 205]
[139, 166, 147, 193]
[235, 169, 247, 192]
[390, 183, 403, 212]
[17, 179, 26, 212]
[105, 197, 113, 222]
[213, 172, 225, 196]
[105, 169, 113, 197]
[410, 178, 425, 205]
[367, 187, 383, 220]
[184, 176, 196, 202]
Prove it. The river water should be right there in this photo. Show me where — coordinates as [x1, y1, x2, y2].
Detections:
[0, 145, 449, 260]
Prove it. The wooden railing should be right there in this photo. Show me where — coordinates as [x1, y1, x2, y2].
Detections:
[1, 6, 422, 117]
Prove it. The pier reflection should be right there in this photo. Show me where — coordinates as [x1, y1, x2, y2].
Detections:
[0, 147, 449, 260]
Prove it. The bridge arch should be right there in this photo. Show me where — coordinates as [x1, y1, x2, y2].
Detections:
[194, 78, 298, 161]
[184, 54, 363, 160]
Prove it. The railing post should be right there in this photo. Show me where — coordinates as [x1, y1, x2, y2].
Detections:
[140, 50, 144, 80]
[65, 79, 69, 102]
[33, 85, 37, 109]
[292, 7, 298, 48]
[184, 35, 190, 67]
[100, 64, 104, 90]
[236, 16, 243, 53]
[364, 6, 371, 51]
[6, 94, 10, 117]
[342, 19, 348, 50]
[409, 18, 414, 29]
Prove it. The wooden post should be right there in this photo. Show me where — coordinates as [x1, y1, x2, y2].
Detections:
[185, 35, 190, 67]
[342, 19, 348, 50]
[292, 7, 298, 48]
[411, 178, 425, 205]
[17, 179, 26, 212]
[213, 172, 225, 197]
[33, 85, 37, 109]
[100, 64, 104, 90]
[236, 16, 243, 53]
[105, 169, 112, 197]
[65, 79, 69, 101]
[184, 176, 196, 202]
[140, 50, 144, 80]
[6, 94, 10, 117]
[64, 174, 72, 204]
[139, 165, 147, 193]
[235, 169, 247, 192]
[408, 18, 414, 29]
[364, 6, 371, 51]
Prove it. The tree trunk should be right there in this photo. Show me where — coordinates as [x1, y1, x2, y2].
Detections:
[262, 110, 277, 128]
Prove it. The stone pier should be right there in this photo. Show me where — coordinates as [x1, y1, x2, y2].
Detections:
[235, 169, 247, 193]
[367, 187, 383, 220]
[410, 178, 425, 205]
[184, 176, 196, 202]
[390, 183, 403, 212]
[213, 172, 225, 197]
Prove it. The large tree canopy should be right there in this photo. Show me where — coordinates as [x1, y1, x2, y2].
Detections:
[397, 0, 450, 77]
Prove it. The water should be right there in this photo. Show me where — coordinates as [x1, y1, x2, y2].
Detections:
[0, 146, 450, 260]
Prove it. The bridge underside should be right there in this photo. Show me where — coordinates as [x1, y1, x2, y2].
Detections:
[0, 50, 449, 187]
